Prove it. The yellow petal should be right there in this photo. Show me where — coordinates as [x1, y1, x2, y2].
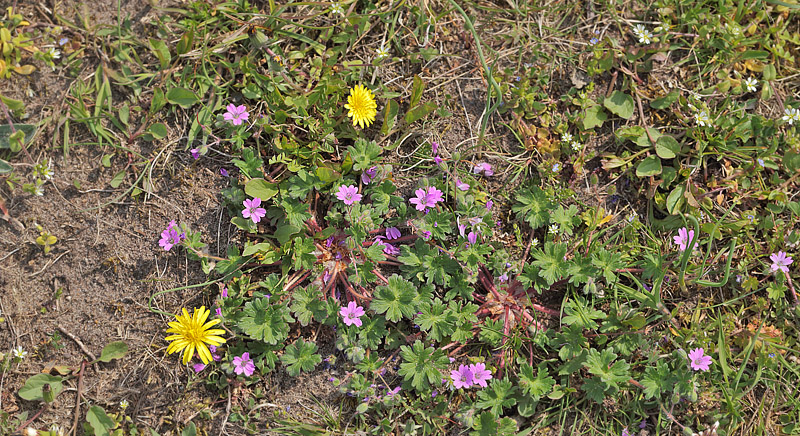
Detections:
[201, 319, 221, 330]
[197, 344, 212, 364]
[182, 342, 195, 365]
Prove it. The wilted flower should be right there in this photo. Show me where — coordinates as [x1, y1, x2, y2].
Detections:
[361, 166, 378, 184]
[455, 178, 469, 191]
[190, 148, 200, 160]
[386, 227, 401, 240]
[472, 162, 494, 177]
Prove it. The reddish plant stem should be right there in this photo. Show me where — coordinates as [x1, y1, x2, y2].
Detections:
[15, 405, 47, 433]
[71, 360, 87, 436]
[377, 260, 402, 267]
[338, 275, 368, 301]
[784, 270, 799, 306]
[284, 269, 312, 293]
[372, 269, 390, 285]
[324, 270, 339, 300]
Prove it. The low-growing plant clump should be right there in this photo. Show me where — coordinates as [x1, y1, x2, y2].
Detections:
[1, 0, 800, 435]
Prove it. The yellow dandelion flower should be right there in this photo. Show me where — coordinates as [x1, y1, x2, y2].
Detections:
[165, 306, 226, 365]
[344, 84, 378, 128]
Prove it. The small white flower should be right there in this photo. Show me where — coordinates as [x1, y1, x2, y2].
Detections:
[561, 132, 573, 143]
[782, 108, 800, 125]
[41, 161, 54, 180]
[744, 77, 758, 93]
[726, 23, 741, 36]
[330, 2, 344, 15]
[571, 140, 582, 152]
[376, 45, 389, 59]
[694, 111, 711, 127]
[120, 399, 129, 409]
[12, 346, 27, 359]
[47, 47, 61, 60]
[34, 185, 44, 196]
[548, 224, 560, 235]
[632, 24, 653, 44]
[532, 237, 539, 246]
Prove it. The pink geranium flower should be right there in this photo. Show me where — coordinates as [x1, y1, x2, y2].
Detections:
[386, 227, 401, 240]
[223, 104, 249, 126]
[472, 162, 493, 176]
[159, 220, 185, 251]
[688, 348, 712, 371]
[409, 186, 444, 211]
[232, 352, 256, 376]
[469, 363, 492, 388]
[673, 227, 698, 251]
[770, 251, 793, 273]
[336, 185, 362, 205]
[340, 301, 366, 327]
[242, 198, 267, 224]
[451, 364, 474, 389]
[361, 166, 378, 184]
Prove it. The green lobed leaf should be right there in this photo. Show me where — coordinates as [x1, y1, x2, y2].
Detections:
[244, 178, 278, 201]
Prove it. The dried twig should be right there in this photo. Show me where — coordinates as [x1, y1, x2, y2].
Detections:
[57, 325, 97, 361]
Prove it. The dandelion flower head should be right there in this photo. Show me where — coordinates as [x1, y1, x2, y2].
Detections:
[345, 85, 378, 128]
[165, 306, 226, 365]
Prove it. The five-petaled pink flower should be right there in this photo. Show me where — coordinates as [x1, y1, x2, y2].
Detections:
[469, 363, 492, 388]
[409, 186, 444, 211]
[159, 220, 185, 251]
[688, 348, 712, 371]
[340, 301, 366, 327]
[336, 185, 362, 205]
[472, 162, 493, 176]
[451, 364, 474, 389]
[673, 227, 698, 251]
[770, 251, 793, 273]
[223, 104, 249, 126]
[232, 352, 256, 376]
[242, 197, 267, 224]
